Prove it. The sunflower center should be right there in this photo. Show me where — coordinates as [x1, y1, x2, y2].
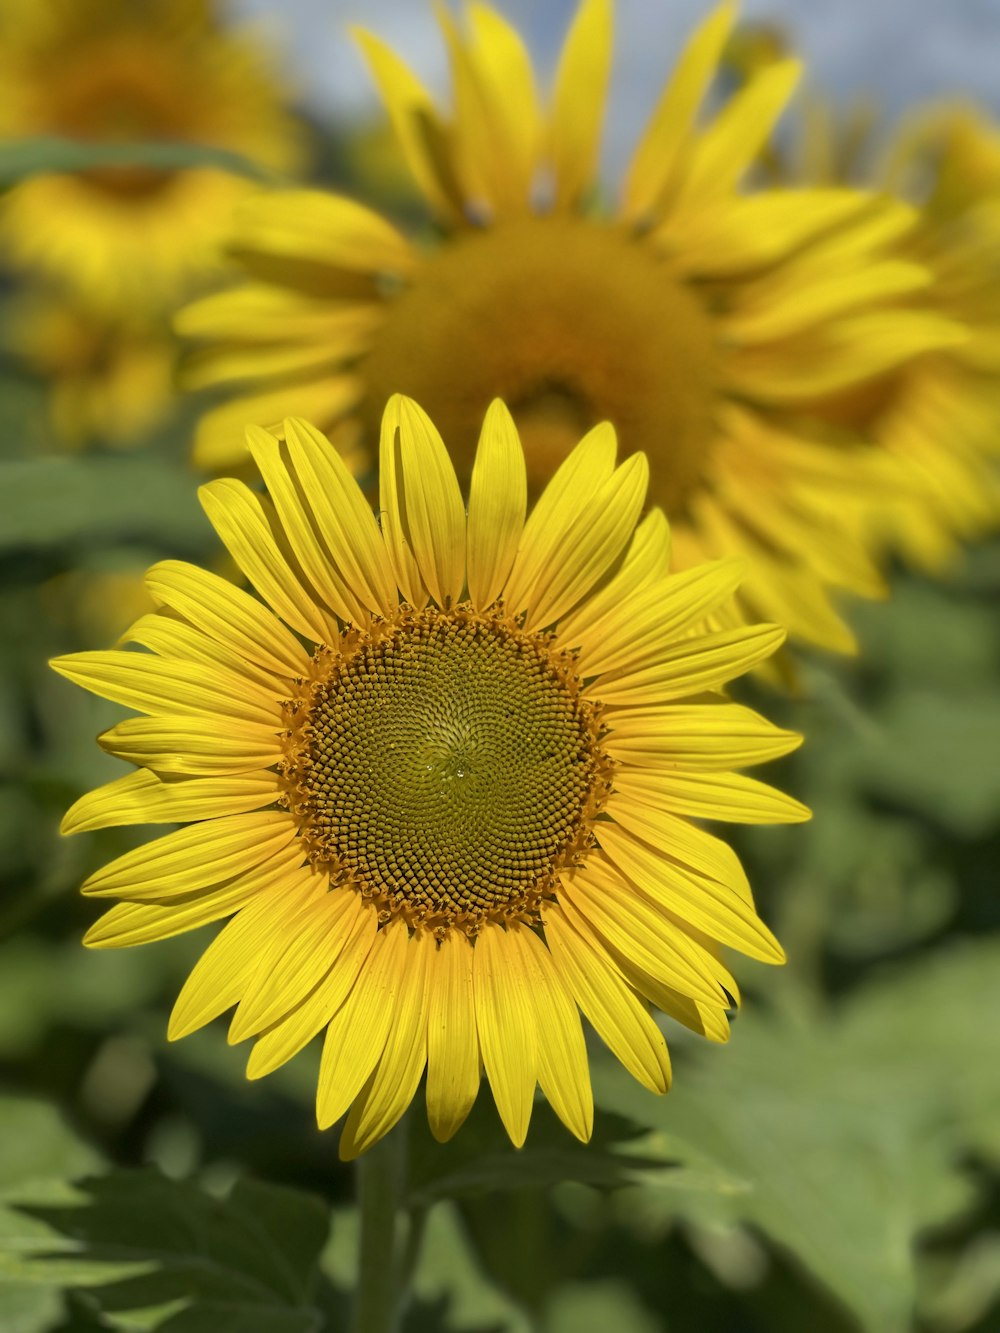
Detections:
[286, 607, 607, 935]
[361, 216, 720, 508]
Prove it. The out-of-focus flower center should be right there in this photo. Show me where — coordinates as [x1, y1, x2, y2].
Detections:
[284, 606, 609, 935]
[361, 216, 720, 508]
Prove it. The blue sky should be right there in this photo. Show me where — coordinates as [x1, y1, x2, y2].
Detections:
[230, 0, 1000, 171]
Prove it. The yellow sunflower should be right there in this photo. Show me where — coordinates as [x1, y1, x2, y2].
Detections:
[179, 0, 964, 655]
[0, 0, 304, 314]
[3, 288, 177, 448]
[52, 396, 807, 1157]
[794, 103, 1000, 572]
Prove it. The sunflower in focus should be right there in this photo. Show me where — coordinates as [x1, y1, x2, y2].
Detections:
[180, 0, 964, 655]
[795, 104, 1000, 571]
[52, 396, 807, 1157]
[0, 0, 304, 313]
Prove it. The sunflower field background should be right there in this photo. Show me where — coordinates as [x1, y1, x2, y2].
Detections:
[2, 2, 1000, 1332]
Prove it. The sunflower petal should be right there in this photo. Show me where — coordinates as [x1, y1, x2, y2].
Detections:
[466, 399, 527, 612]
[425, 932, 480, 1143]
[473, 922, 537, 1148]
[550, 0, 613, 209]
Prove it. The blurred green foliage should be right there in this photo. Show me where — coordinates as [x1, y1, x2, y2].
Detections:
[1, 131, 999, 1333]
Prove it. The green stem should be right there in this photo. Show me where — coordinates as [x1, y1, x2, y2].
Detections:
[352, 1121, 410, 1333]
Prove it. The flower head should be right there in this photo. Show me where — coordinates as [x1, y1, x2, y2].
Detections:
[53, 396, 807, 1158]
[180, 0, 963, 654]
[0, 0, 304, 313]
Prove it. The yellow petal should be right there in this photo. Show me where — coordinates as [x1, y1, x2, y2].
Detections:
[622, 1, 736, 220]
[199, 477, 337, 644]
[509, 925, 593, 1143]
[145, 560, 309, 678]
[316, 919, 408, 1130]
[282, 417, 398, 617]
[473, 922, 537, 1148]
[192, 378, 363, 473]
[503, 420, 617, 617]
[466, 399, 527, 612]
[609, 767, 811, 824]
[61, 770, 278, 835]
[604, 702, 802, 770]
[425, 932, 480, 1143]
[81, 811, 298, 900]
[247, 898, 377, 1080]
[50, 650, 281, 727]
[340, 930, 433, 1159]
[589, 624, 786, 704]
[378, 397, 429, 608]
[542, 902, 671, 1095]
[245, 425, 368, 627]
[391, 395, 467, 607]
[557, 509, 672, 649]
[231, 190, 417, 276]
[351, 27, 464, 223]
[167, 867, 320, 1041]
[230, 888, 362, 1043]
[594, 822, 784, 963]
[98, 714, 285, 777]
[549, 0, 613, 209]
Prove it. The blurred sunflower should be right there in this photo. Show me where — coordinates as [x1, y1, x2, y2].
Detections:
[3, 289, 177, 448]
[0, 0, 304, 313]
[52, 396, 807, 1158]
[801, 104, 1000, 572]
[180, 0, 963, 655]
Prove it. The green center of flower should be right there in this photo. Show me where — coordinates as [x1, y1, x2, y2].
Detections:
[361, 215, 720, 509]
[289, 607, 606, 934]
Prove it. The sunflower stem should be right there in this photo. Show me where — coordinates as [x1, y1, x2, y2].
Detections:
[352, 1121, 410, 1333]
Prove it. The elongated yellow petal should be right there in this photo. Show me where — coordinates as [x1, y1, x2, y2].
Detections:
[61, 769, 278, 835]
[675, 59, 801, 214]
[246, 425, 367, 627]
[622, 1, 736, 219]
[231, 190, 417, 276]
[351, 27, 464, 223]
[557, 509, 672, 648]
[98, 714, 284, 777]
[316, 919, 407, 1130]
[50, 650, 281, 727]
[594, 822, 784, 963]
[466, 399, 527, 612]
[425, 932, 480, 1143]
[609, 767, 811, 824]
[121, 615, 279, 694]
[509, 925, 593, 1143]
[193, 378, 362, 473]
[282, 417, 398, 617]
[549, 0, 612, 209]
[199, 477, 337, 643]
[393, 395, 467, 607]
[615, 952, 731, 1044]
[466, 3, 541, 209]
[145, 560, 309, 678]
[473, 922, 537, 1148]
[230, 888, 362, 1043]
[378, 396, 429, 608]
[340, 930, 432, 1159]
[573, 558, 745, 676]
[81, 811, 298, 900]
[168, 868, 320, 1041]
[176, 283, 381, 343]
[247, 898, 376, 1080]
[604, 702, 802, 770]
[560, 866, 727, 1006]
[590, 624, 786, 704]
[523, 451, 648, 632]
[543, 903, 671, 1095]
[503, 421, 617, 616]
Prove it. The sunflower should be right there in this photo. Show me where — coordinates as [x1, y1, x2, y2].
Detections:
[179, 0, 963, 655]
[792, 103, 1000, 572]
[0, 0, 303, 314]
[3, 287, 177, 449]
[52, 396, 807, 1157]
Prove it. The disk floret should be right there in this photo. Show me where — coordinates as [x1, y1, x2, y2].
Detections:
[282, 605, 611, 937]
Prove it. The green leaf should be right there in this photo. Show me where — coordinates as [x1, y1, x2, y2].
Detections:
[14, 1170, 334, 1333]
[0, 137, 272, 186]
[594, 938, 1000, 1333]
[0, 457, 211, 554]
